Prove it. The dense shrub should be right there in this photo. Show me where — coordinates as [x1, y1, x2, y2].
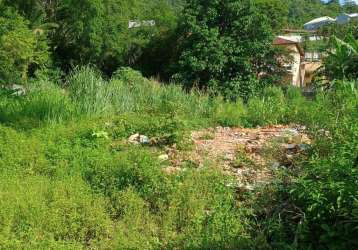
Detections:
[159, 169, 252, 249]
[0, 125, 47, 174]
[0, 6, 49, 85]
[83, 147, 166, 200]
[254, 82, 358, 249]
[288, 83, 358, 248]
[111, 188, 160, 249]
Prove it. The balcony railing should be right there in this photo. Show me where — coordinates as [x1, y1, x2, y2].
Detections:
[304, 52, 322, 62]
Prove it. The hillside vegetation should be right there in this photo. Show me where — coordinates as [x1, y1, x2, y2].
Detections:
[0, 0, 358, 249]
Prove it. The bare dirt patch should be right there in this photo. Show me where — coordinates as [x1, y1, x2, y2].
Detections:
[165, 125, 311, 189]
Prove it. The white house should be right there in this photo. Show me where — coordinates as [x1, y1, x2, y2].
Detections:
[303, 16, 336, 30]
[273, 35, 305, 87]
[128, 20, 156, 29]
[336, 13, 358, 24]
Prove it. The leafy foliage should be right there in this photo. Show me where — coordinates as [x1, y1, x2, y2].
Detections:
[173, 0, 281, 100]
[2, 0, 177, 76]
[287, 0, 343, 28]
[323, 35, 358, 81]
[0, 1, 358, 249]
[0, 6, 49, 84]
[255, 0, 289, 32]
[0, 64, 357, 248]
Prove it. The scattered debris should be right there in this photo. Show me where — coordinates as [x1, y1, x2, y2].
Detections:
[139, 135, 150, 144]
[128, 133, 140, 144]
[128, 133, 150, 145]
[317, 129, 332, 139]
[167, 125, 311, 188]
[1, 84, 26, 96]
[271, 162, 281, 170]
[92, 131, 109, 139]
[158, 154, 169, 162]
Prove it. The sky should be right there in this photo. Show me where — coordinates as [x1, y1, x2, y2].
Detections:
[340, 0, 357, 4]
[323, 0, 358, 4]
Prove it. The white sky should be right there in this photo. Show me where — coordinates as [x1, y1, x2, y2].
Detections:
[323, 0, 358, 4]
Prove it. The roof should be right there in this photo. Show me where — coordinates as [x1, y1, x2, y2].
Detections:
[337, 13, 358, 18]
[128, 20, 155, 29]
[336, 13, 358, 24]
[273, 35, 304, 56]
[347, 13, 358, 18]
[274, 35, 302, 44]
[304, 16, 335, 26]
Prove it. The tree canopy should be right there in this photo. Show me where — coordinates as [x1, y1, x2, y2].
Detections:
[0, 5, 49, 84]
[0, 0, 357, 89]
[1, 0, 177, 76]
[173, 0, 284, 100]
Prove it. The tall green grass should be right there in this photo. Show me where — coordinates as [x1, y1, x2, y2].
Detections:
[0, 81, 74, 127]
[1, 66, 219, 128]
[0, 67, 357, 249]
[67, 66, 112, 115]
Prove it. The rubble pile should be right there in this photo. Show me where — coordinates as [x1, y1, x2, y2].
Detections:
[170, 125, 311, 187]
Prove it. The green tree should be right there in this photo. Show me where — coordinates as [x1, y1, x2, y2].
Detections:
[255, 0, 289, 32]
[342, 0, 358, 13]
[2, 0, 178, 75]
[49, 0, 105, 69]
[287, 0, 343, 28]
[325, 0, 341, 17]
[0, 6, 49, 84]
[323, 35, 358, 81]
[99, 0, 177, 75]
[173, 0, 279, 100]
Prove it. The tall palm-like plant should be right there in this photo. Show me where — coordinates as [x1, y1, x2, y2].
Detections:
[324, 35, 358, 81]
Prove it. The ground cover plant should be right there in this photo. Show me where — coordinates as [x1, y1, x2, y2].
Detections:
[1, 0, 358, 249]
[0, 66, 357, 249]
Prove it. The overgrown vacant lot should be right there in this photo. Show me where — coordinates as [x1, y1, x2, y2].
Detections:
[0, 68, 357, 249]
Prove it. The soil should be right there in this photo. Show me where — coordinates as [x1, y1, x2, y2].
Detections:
[165, 125, 311, 189]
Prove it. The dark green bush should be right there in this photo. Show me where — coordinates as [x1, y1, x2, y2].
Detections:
[0, 7, 49, 85]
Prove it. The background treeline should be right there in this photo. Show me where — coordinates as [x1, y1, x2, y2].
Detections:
[0, 0, 357, 95]
[0, 0, 178, 82]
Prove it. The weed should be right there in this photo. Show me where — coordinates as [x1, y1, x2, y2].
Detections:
[232, 149, 256, 169]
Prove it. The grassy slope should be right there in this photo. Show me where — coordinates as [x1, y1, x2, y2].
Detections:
[0, 68, 357, 249]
